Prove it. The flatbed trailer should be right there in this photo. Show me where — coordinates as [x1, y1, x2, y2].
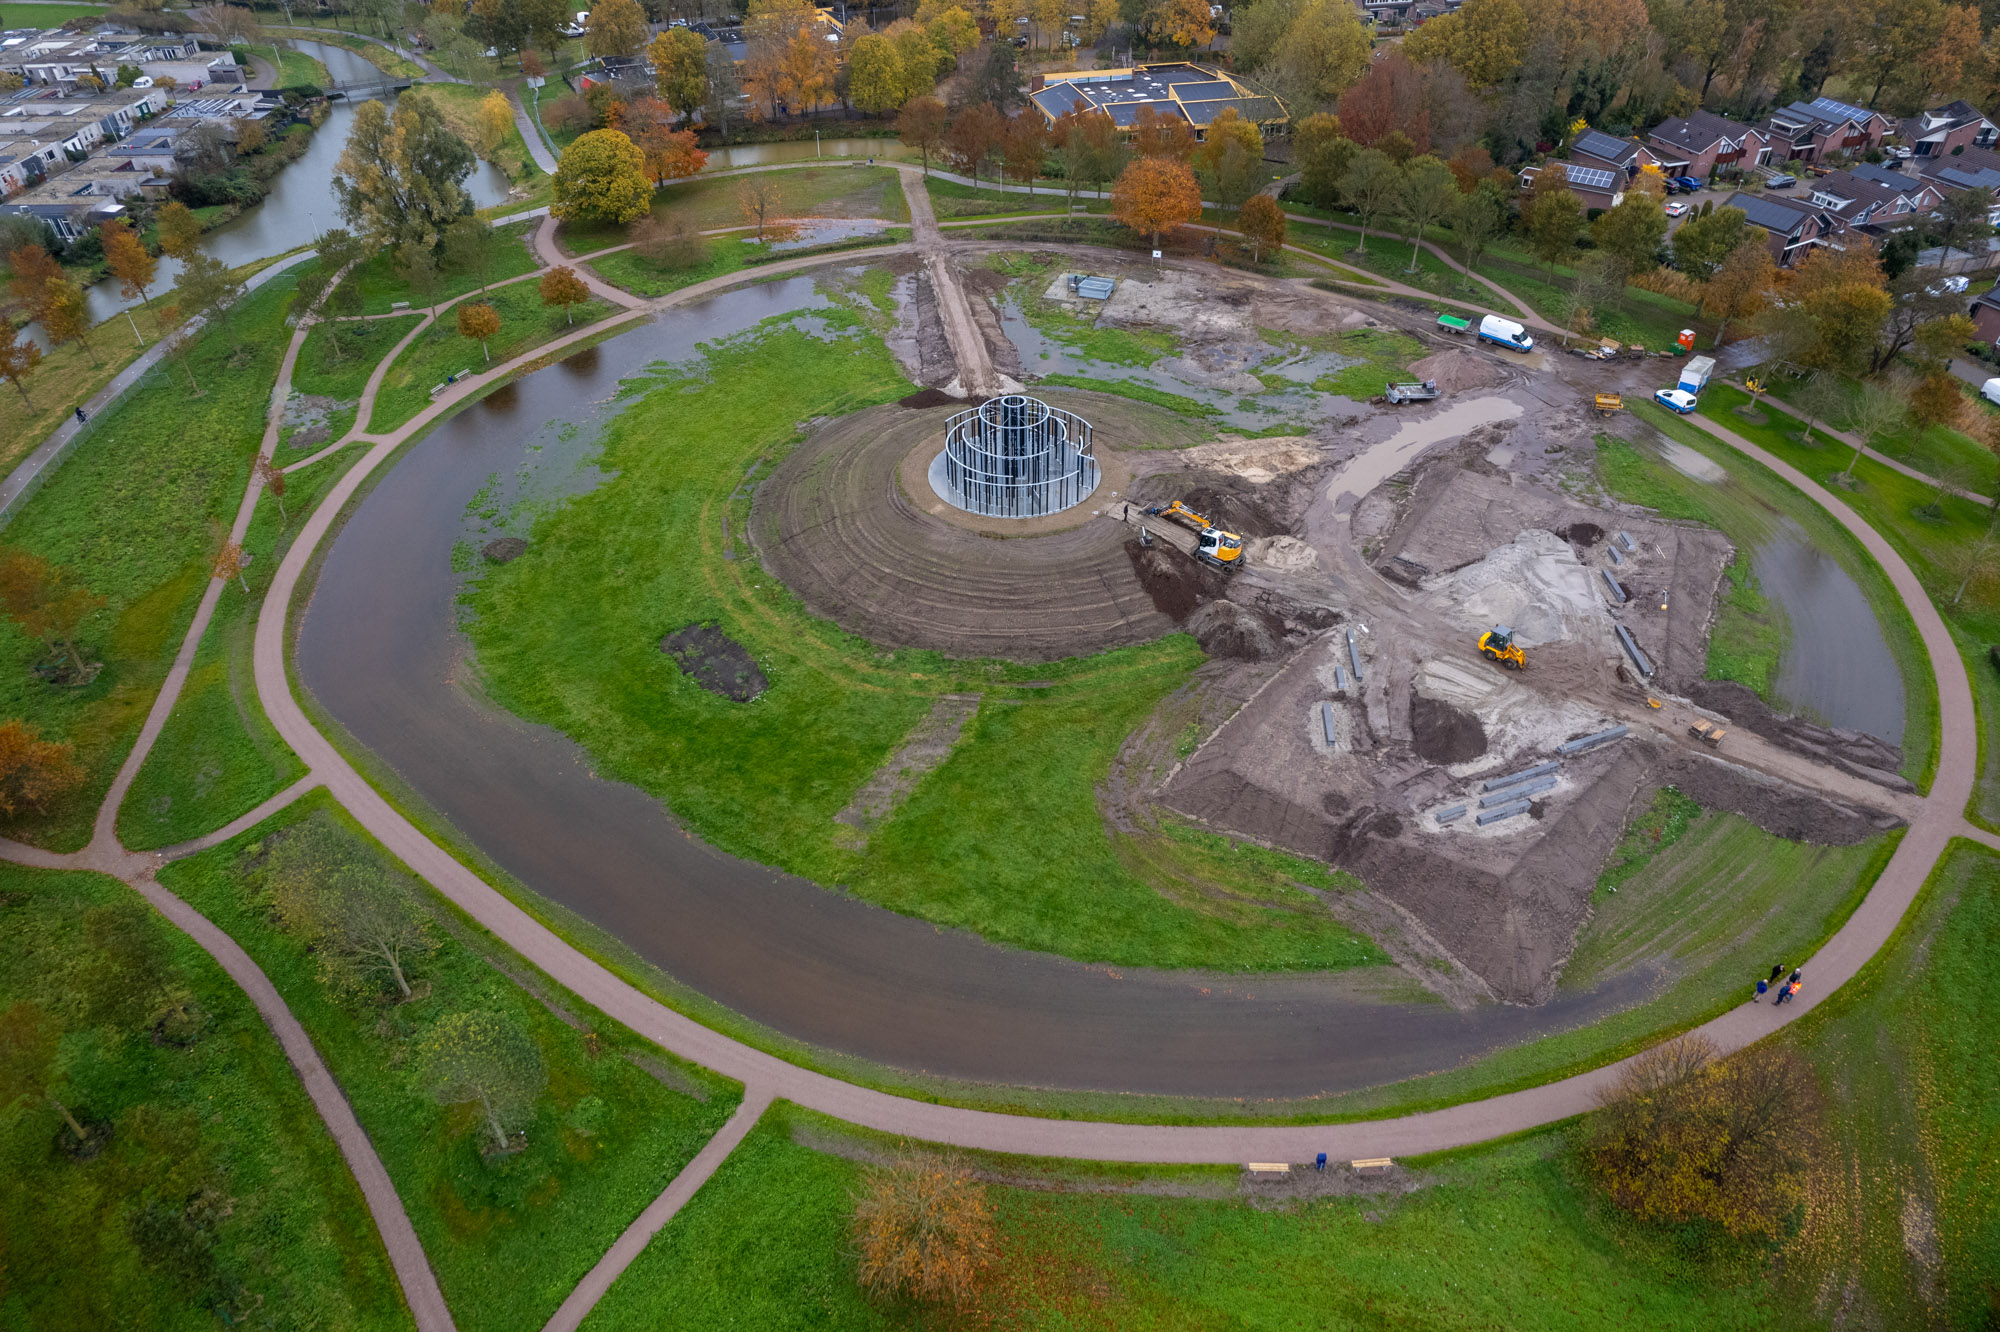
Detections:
[1384, 380, 1441, 404]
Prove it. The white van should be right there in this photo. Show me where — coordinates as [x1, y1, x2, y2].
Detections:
[1981, 377, 2000, 408]
[1478, 315, 1534, 352]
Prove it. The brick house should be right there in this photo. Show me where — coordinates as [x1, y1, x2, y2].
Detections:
[1569, 127, 1656, 178]
[1970, 287, 2000, 345]
[1765, 96, 1894, 163]
[1646, 110, 1770, 178]
[1804, 167, 1942, 237]
[1725, 191, 1833, 266]
[1898, 100, 1998, 160]
[1519, 161, 1624, 211]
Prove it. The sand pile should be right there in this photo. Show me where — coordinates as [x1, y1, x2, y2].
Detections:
[1180, 436, 1320, 482]
[1403, 348, 1505, 393]
[1421, 530, 1604, 647]
[1249, 535, 1319, 571]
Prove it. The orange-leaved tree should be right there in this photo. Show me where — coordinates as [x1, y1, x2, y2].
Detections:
[0, 322, 41, 408]
[0, 721, 84, 816]
[897, 96, 949, 176]
[155, 200, 203, 261]
[540, 266, 591, 325]
[100, 220, 160, 333]
[852, 1155, 995, 1308]
[0, 548, 102, 685]
[1238, 193, 1287, 263]
[1112, 156, 1202, 252]
[458, 301, 502, 361]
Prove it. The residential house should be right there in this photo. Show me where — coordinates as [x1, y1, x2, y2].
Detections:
[4, 28, 198, 90]
[1645, 110, 1769, 178]
[1804, 167, 1941, 237]
[0, 135, 64, 195]
[1765, 96, 1893, 163]
[1970, 286, 2000, 343]
[1898, 100, 1998, 159]
[1568, 127, 1654, 178]
[1724, 190, 1831, 265]
[0, 160, 144, 240]
[1518, 161, 1624, 211]
[162, 92, 274, 128]
[1030, 63, 1286, 137]
[1351, 0, 1417, 25]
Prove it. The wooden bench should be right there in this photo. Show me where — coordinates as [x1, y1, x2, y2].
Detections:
[1350, 1157, 1393, 1175]
[1246, 1162, 1291, 1177]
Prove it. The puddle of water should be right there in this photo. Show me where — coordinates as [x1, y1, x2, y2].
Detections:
[1752, 519, 1906, 744]
[994, 296, 1370, 429]
[1658, 437, 1726, 482]
[1329, 396, 1523, 512]
[768, 218, 890, 251]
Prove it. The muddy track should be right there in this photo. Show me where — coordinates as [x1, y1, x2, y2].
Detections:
[752, 402, 1170, 660]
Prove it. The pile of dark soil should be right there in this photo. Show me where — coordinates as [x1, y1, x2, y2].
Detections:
[660, 624, 768, 702]
[1186, 600, 1288, 659]
[1655, 750, 1901, 842]
[1410, 694, 1487, 763]
[1180, 485, 1285, 538]
[1557, 522, 1603, 547]
[1688, 679, 1910, 792]
[1124, 539, 1228, 620]
[482, 537, 528, 563]
[897, 387, 960, 409]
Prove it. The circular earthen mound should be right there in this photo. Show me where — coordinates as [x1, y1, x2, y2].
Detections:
[752, 401, 1173, 661]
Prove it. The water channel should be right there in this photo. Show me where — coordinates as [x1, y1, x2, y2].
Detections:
[80, 40, 515, 329]
[297, 270, 1658, 1099]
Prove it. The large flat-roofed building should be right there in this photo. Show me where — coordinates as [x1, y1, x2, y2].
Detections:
[1029, 63, 1284, 137]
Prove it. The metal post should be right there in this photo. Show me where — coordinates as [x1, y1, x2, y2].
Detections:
[124, 308, 143, 347]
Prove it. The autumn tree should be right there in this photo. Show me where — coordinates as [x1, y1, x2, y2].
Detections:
[848, 31, 909, 114]
[254, 455, 288, 521]
[419, 1010, 545, 1153]
[0, 323, 43, 408]
[211, 540, 249, 594]
[1521, 170, 1583, 276]
[1583, 1035, 1822, 1244]
[0, 548, 102, 685]
[1193, 107, 1263, 208]
[1337, 51, 1432, 152]
[155, 200, 205, 261]
[1053, 109, 1124, 206]
[1130, 104, 1195, 162]
[443, 217, 503, 295]
[232, 115, 266, 155]
[334, 97, 475, 254]
[1781, 247, 1894, 379]
[474, 89, 514, 161]
[1293, 113, 1353, 212]
[1700, 239, 1776, 347]
[34, 278, 96, 367]
[540, 266, 592, 325]
[1591, 191, 1667, 271]
[852, 1156, 996, 1309]
[898, 96, 950, 176]
[171, 251, 244, 351]
[266, 817, 438, 1000]
[1452, 179, 1509, 279]
[1402, 0, 1528, 88]
[0, 722, 84, 816]
[943, 102, 1006, 188]
[1340, 147, 1401, 254]
[1842, 382, 1911, 481]
[552, 129, 652, 225]
[585, 0, 648, 58]
[1000, 114, 1046, 191]
[633, 215, 710, 270]
[637, 125, 706, 186]
[100, 221, 159, 333]
[736, 176, 791, 241]
[7, 243, 60, 315]
[650, 27, 710, 123]
[1111, 156, 1202, 250]
[886, 19, 946, 102]
[0, 1002, 90, 1143]
[1233, 0, 1369, 110]
[1909, 371, 1966, 441]
[1145, 0, 1214, 49]
[457, 301, 501, 362]
[1398, 156, 1458, 273]
[1671, 204, 1750, 281]
[1238, 193, 1287, 262]
[743, 0, 836, 118]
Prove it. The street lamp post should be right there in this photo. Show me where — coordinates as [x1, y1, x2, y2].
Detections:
[124, 307, 144, 347]
[815, 128, 821, 158]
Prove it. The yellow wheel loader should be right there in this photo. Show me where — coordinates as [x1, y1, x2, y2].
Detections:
[1147, 500, 1245, 571]
[1478, 624, 1526, 671]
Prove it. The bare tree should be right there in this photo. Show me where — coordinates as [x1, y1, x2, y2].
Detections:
[1842, 382, 1910, 482]
[265, 819, 436, 1000]
[852, 1154, 996, 1309]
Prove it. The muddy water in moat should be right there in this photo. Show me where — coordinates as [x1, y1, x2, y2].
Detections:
[299, 275, 1659, 1098]
[1753, 520, 1905, 743]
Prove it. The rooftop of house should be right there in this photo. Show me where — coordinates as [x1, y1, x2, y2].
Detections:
[1726, 190, 1822, 234]
[1647, 109, 1761, 150]
[1031, 63, 1283, 129]
[1902, 99, 1994, 138]
[1808, 168, 1914, 211]
[1770, 95, 1879, 134]
[1520, 161, 1621, 192]
[1570, 127, 1640, 165]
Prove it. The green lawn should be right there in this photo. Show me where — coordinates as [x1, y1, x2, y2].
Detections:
[288, 313, 422, 448]
[558, 165, 910, 255]
[158, 796, 741, 1332]
[262, 25, 429, 80]
[1627, 399, 1943, 786]
[232, 42, 326, 88]
[1756, 371, 2000, 498]
[401, 83, 545, 184]
[460, 306, 1382, 973]
[1477, 238, 1706, 350]
[924, 175, 1070, 219]
[1773, 842, 2000, 1326]
[0, 862, 410, 1330]
[0, 271, 307, 852]
[114, 448, 363, 850]
[0, 2, 115, 22]
[581, 1100, 1778, 1331]
[366, 279, 614, 432]
[586, 228, 907, 298]
[338, 219, 540, 315]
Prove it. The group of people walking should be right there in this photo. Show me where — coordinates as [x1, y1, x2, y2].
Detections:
[1755, 964, 1802, 1005]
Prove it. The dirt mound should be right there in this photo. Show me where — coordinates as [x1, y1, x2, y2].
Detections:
[1557, 522, 1603, 547]
[1176, 486, 1286, 539]
[1186, 599, 1288, 659]
[1248, 535, 1319, 571]
[482, 537, 528, 563]
[1124, 539, 1227, 620]
[1687, 680, 1910, 791]
[1410, 693, 1487, 763]
[660, 624, 767, 702]
[898, 387, 960, 409]
[1403, 348, 1505, 393]
[1655, 751, 1901, 842]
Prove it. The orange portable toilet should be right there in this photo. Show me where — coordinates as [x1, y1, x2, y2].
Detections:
[1677, 328, 1696, 353]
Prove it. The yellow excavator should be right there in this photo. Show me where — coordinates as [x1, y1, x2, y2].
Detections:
[1478, 624, 1527, 671]
[1149, 500, 1245, 571]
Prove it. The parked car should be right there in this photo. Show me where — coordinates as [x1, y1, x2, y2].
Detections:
[1983, 377, 2000, 407]
[1765, 173, 1797, 189]
[1664, 201, 1689, 217]
[1890, 145, 1913, 159]
[1654, 388, 1700, 414]
[1925, 275, 1970, 297]
[1671, 175, 1704, 193]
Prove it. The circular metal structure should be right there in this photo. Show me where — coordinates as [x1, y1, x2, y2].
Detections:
[929, 394, 1099, 519]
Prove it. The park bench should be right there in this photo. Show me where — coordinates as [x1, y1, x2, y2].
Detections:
[1246, 1162, 1291, 1177]
[1351, 1157, 1393, 1175]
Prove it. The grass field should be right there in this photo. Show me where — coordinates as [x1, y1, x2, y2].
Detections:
[0, 1, 111, 22]
[0, 270, 307, 852]
[401, 83, 544, 184]
[366, 279, 613, 432]
[558, 165, 910, 256]
[0, 861, 410, 1330]
[158, 796, 740, 1332]
[287, 312, 422, 447]
[0, 318, 157, 479]
[337, 218, 539, 315]
[585, 1100, 1778, 1331]
[460, 307, 1384, 973]
[262, 25, 428, 79]
[1621, 400, 1942, 786]
[586, 228, 906, 298]
[1757, 370, 2000, 499]
[924, 175, 1071, 219]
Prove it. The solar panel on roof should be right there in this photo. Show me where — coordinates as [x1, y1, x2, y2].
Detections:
[1564, 163, 1617, 189]
[1809, 96, 1871, 123]
[1172, 80, 1235, 99]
